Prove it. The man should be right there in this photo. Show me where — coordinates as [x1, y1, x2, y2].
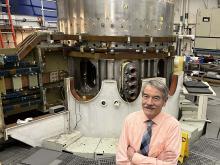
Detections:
[116, 79, 182, 165]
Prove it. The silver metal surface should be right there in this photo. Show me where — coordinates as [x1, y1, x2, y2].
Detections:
[57, 0, 175, 36]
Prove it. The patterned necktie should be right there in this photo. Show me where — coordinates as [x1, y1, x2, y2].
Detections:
[140, 120, 154, 156]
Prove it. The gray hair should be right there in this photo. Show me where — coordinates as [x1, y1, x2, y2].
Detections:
[142, 79, 168, 100]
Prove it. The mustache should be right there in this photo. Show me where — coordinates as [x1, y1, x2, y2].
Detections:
[143, 105, 156, 110]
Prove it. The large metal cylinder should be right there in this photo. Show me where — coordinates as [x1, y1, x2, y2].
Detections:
[57, 0, 175, 36]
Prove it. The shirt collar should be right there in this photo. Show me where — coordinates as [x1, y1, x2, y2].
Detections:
[140, 110, 164, 126]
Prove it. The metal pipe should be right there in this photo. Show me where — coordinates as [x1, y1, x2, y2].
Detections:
[99, 60, 107, 85]
[153, 59, 158, 77]
[177, 38, 182, 56]
[179, 0, 184, 35]
[185, 0, 189, 32]
[40, 0, 45, 27]
[141, 60, 145, 78]
[147, 60, 151, 78]
[107, 60, 115, 80]
[177, 0, 185, 56]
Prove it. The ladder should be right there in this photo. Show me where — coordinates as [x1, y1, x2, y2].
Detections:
[0, 0, 17, 48]
[0, 30, 4, 47]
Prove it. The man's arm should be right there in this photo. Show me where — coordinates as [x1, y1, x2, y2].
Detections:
[131, 124, 182, 165]
[116, 119, 131, 165]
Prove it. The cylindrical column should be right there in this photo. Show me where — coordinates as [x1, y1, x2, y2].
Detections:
[107, 60, 115, 80]
[57, 0, 175, 37]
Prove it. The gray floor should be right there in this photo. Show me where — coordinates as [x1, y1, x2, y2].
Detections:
[0, 86, 220, 165]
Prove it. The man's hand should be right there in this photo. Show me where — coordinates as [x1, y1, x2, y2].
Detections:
[159, 151, 177, 162]
[127, 145, 136, 161]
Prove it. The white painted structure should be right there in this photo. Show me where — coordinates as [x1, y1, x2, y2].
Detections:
[67, 76, 183, 138]
[4, 75, 183, 147]
[4, 112, 69, 147]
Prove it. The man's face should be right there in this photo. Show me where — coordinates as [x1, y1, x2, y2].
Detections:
[142, 85, 167, 119]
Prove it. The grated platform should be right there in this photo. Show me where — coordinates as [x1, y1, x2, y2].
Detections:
[183, 137, 220, 165]
[183, 151, 216, 165]
[1, 137, 220, 165]
[190, 137, 220, 160]
[2, 147, 116, 165]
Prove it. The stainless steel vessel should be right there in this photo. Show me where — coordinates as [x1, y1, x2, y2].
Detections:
[57, 0, 175, 36]
[56, 0, 176, 102]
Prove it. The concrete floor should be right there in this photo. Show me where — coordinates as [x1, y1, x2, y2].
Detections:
[0, 85, 220, 164]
